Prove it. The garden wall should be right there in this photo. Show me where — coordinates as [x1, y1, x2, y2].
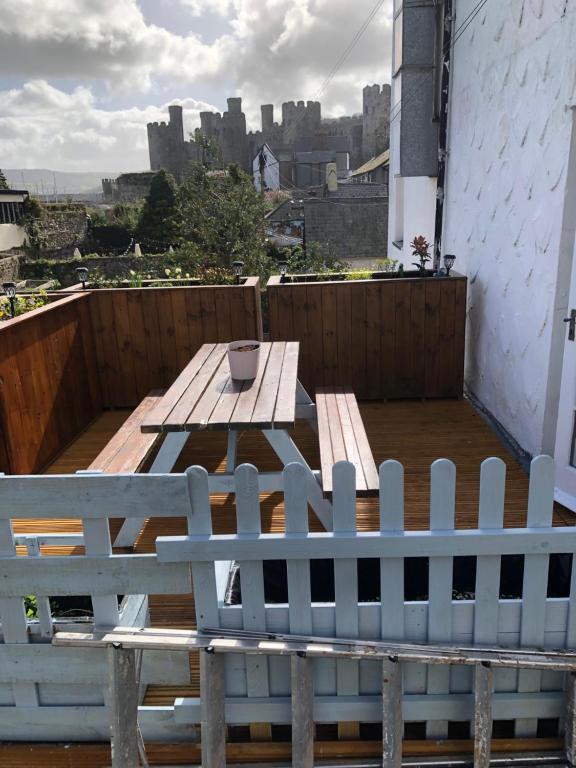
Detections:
[0, 294, 103, 474]
[268, 274, 467, 400]
[88, 278, 263, 406]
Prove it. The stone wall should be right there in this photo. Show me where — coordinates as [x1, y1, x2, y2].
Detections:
[35, 205, 89, 257]
[0, 254, 20, 283]
[303, 197, 389, 262]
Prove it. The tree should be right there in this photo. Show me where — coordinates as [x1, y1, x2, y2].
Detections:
[137, 169, 179, 245]
[0, 169, 9, 190]
[177, 163, 269, 274]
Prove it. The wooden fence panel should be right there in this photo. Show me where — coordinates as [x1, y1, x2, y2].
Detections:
[0, 295, 103, 474]
[88, 279, 263, 407]
[268, 275, 467, 400]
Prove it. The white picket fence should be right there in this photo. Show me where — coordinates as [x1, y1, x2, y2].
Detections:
[0, 455, 574, 743]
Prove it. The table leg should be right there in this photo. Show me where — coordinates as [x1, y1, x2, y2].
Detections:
[113, 432, 190, 548]
[295, 380, 318, 434]
[263, 429, 333, 531]
[226, 430, 238, 472]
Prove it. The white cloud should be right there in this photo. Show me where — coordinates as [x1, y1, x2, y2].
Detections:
[0, 81, 217, 172]
[1, 0, 393, 168]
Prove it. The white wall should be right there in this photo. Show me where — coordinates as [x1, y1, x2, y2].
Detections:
[0, 224, 26, 251]
[253, 147, 280, 192]
[443, 0, 576, 456]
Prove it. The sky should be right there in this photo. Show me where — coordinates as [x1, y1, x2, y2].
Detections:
[0, 0, 392, 173]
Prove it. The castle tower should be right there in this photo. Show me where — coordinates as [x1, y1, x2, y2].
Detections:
[362, 83, 391, 161]
[168, 105, 184, 142]
[220, 97, 248, 169]
[261, 104, 274, 132]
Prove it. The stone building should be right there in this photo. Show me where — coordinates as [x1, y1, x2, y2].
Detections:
[102, 172, 157, 202]
[147, 84, 391, 182]
[147, 105, 204, 182]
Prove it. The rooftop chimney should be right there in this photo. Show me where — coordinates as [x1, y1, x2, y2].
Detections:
[326, 163, 338, 192]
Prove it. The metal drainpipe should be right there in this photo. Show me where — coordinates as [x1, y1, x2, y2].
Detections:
[433, 0, 453, 271]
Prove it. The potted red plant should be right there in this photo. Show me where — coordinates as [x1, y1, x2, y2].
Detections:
[411, 235, 431, 273]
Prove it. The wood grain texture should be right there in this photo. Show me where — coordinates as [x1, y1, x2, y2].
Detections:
[268, 276, 467, 400]
[88, 280, 263, 408]
[0, 294, 103, 474]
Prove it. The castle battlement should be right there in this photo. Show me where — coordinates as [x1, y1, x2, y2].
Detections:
[148, 84, 390, 178]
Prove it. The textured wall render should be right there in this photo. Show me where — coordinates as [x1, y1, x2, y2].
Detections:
[443, 0, 576, 455]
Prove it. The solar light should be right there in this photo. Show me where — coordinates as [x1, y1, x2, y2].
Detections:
[76, 266, 89, 290]
[443, 254, 456, 276]
[232, 260, 244, 285]
[2, 282, 17, 318]
[279, 261, 288, 282]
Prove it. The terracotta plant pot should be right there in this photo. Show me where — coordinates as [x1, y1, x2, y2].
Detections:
[228, 340, 261, 380]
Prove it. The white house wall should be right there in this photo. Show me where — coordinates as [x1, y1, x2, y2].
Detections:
[0, 224, 26, 251]
[443, 0, 576, 456]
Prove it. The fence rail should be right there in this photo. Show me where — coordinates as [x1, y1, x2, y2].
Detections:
[0, 454, 572, 744]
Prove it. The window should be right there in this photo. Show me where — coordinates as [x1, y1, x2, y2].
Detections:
[0, 201, 24, 224]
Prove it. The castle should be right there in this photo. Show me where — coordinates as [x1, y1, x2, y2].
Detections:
[147, 84, 391, 182]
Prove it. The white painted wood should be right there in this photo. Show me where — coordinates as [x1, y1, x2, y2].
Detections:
[83, 517, 120, 628]
[157, 525, 576, 562]
[382, 657, 402, 768]
[475, 459, 505, 645]
[291, 653, 314, 767]
[0, 556, 190, 596]
[0, 518, 38, 707]
[333, 462, 359, 700]
[474, 458, 505, 740]
[296, 380, 318, 434]
[235, 464, 269, 701]
[285, 464, 312, 636]
[226, 430, 238, 472]
[516, 455, 555, 738]
[108, 645, 140, 768]
[0, 704, 184, 742]
[0, 644, 190, 685]
[426, 459, 456, 739]
[24, 539, 53, 639]
[263, 429, 333, 530]
[0, 473, 190, 519]
[474, 663, 493, 768]
[380, 461, 404, 641]
[114, 431, 190, 547]
[174, 689, 566, 726]
[186, 466, 219, 630]
[200, 649, 226, 768]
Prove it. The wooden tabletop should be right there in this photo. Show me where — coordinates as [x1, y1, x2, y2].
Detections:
[141, 341, 300, 433]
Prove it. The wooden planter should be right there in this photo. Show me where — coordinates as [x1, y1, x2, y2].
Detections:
[267, 272, 466, 401]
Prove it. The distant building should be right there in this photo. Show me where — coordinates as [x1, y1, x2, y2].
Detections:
[266, 168, 388, 263]
[148, 85, 390, 180]
[253, 136, 350, 191]
[102, 172, 157, 202]
[0, 189, 28, 251]
[349, 149, 390, 188]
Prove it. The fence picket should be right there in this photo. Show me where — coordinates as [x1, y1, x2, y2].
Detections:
[474, 458, 505, 738]
[186, 466, 218, 628]
[235, 464, 271, 740]
[0, 518, 38, 706]
[285, 463, 312, 635]
[516, 455, 555, 738]
[380, 461, 404, 641]
[333, 461, 359, 739]
[426, 459, 456, 739]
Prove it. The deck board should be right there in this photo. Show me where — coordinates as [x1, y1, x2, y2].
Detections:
[15, 398, 575, 706]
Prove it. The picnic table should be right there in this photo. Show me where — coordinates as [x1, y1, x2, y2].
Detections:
[132, 342, 332, 532]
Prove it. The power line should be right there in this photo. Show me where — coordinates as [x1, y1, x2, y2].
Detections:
[256, 0, 388, 174]
[388, 0, 489, 126]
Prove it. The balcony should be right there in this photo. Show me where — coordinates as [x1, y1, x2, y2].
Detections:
[0, 279, 573, 766]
